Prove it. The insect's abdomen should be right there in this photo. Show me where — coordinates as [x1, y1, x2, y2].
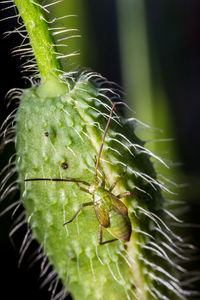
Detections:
[107, 211, 132, 242]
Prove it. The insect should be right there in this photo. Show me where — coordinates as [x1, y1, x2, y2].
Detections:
[25, 102, 132, 245]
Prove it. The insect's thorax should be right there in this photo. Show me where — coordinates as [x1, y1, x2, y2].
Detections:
[90, 182, 111, 206]
[94, 189, 109, 205]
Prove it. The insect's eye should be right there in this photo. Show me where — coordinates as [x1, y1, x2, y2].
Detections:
[99, 183, 103, 188]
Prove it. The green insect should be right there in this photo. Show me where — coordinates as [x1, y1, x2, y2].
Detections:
[25, 103, 132, 245]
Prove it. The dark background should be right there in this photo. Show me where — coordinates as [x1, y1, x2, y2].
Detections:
[0, 1, 200, 299]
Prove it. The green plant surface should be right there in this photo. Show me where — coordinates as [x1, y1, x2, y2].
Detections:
[16, 75, 173, 300]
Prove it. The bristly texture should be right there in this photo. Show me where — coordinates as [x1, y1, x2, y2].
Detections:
[1, 1, 200, 300]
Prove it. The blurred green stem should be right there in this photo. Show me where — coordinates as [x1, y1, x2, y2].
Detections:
[117, 0, 153, 132]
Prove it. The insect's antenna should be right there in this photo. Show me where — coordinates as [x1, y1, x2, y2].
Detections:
[94, 102, 117, 180]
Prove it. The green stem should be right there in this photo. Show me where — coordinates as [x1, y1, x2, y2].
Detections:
[14, 0, 66, 95]
[117, 0, 153, 142]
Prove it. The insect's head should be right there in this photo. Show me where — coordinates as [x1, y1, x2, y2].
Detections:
[89, 181, 103, 193]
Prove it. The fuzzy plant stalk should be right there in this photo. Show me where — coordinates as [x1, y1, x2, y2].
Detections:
[1, 0, 198, 300]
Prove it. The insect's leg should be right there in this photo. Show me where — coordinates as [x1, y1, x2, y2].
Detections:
[109, 166, 127, 192]
[63, 202, 93, 225]
[76, 183, 91, 194]
[98, 224, 117, 245]
[25, 178, 90, 186]
[117, 191, 132, 198]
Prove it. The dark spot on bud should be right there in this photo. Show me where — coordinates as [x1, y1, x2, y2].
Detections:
[71, 257, 77, 262]
[44, 131, 49, 137]
[61, 162, 68, 169]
